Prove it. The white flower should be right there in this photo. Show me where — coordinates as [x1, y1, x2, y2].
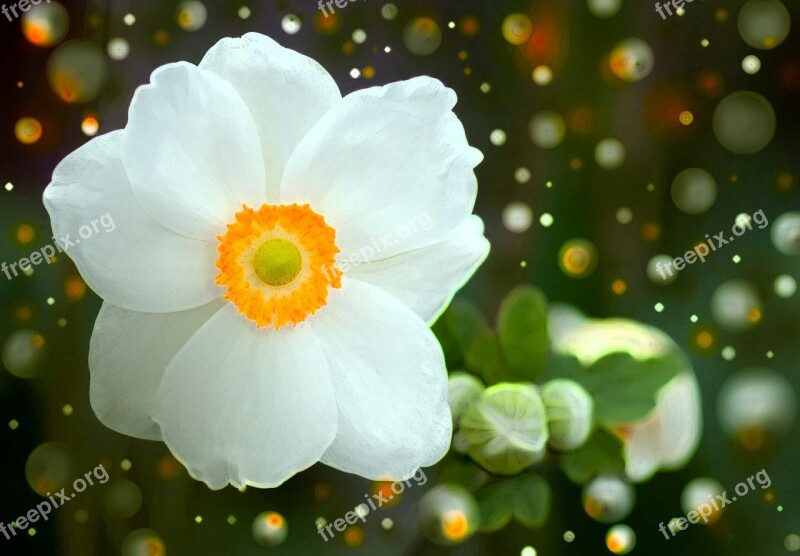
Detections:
[43, 33, 489, 489]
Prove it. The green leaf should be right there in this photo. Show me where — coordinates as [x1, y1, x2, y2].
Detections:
[560, 429, 625, 484]
[446, 299, 490, 355]
[475, 473, 552, 532]
[511, 474, 552, 528]
[465, 333, 503, 385]
[433, 298, 489, 368]
[545, 353, 583, 382]
[432, 314, 458, 367]
[497, 286, 549, 381]
[580, 352, 686, 426]
[437, 457, 488, 490]
[475, 482, 514, 532]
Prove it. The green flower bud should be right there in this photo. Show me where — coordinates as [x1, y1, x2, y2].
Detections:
[542, 379, 594, 451]
[458, 383, 548, 475]
[448, 372, 485, 425]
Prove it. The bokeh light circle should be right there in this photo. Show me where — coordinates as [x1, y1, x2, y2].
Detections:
[381, 3, 398, 20]
[528, 111, 566, 149]
[418, 485, 480, 545]
[588, 0, 622, 19]
[594, 138, 626, 169]
[606, 524, 636, 554]
[47, 40, 109, 103]
[647, 255, 679, 285]
[710, 280, 762, 332]
[21, 2, 69, 47]
[681, 477, 726, 524]
[502, 14, 533, 45]
[176, 1, 207, 31]
[717, 368, 798, 448]
[610, 38, 654, 82]
[774, 275, 797, 298]
[490, 129, 507, 146]
[252, 511, 288, 547]
[105, 479, 143, 519]
[532, 65, 553, 85]
[771, 212, 800, 255]
[15, 117, 43, 145]
[121, 529, 166, 556]
[25, 442, 74, 496]
[558, 239, 598, 278]
[502, 202, 533, 233]
[742, 55, 761, 74]
[582, 475, 635, 523]
[107, 38, 130, 60]
[404, 17, 442, 56]
[671, 168, 717, 215]
[712, 91, 776, 154]
[281, 14, 302, 35]
[738, 0, 791, 50]
[2, 329, 47, 378]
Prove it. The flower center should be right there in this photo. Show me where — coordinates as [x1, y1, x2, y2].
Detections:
[215, 204, 342, 329]
[253, 238, 302, 286]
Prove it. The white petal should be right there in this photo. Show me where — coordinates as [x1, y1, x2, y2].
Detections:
[312, 277, 451, 480]
[89, 300, 224, 440]
[280, 77, 482, 260]
[200, 33, 341, 200]
[653, 373, 703, 468]
[123, 62, 267, 240]
[43, 130, 223, 313]
[153, 304, 338, 489]
[421, 395, 454, 467]
[623, 374, 702, 482]
[347, 216, 489, 323]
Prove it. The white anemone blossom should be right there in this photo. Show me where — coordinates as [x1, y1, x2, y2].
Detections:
[43, 33, 489, 489]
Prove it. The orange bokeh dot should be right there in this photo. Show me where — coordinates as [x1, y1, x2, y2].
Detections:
[64, 275, 87, 301]
[156, 454, 182, 480]
[314, 11, 340, 34]
[153, 30, 170, 47]
[314, 482, 332, 501]
[81, 116, 99, 136]
[15, 306, 33, 321]
[458, 16, 480, 37]
[777, 172, 794, 192]
[370, 481, 402, 508]
[442, 510, 469, 541]
[344, 526, 364, 547]
[640, 221, 661, 243]
[16, 224, 37, 244]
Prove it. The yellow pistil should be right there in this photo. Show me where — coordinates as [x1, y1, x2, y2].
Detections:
[215, 204, 342, 329]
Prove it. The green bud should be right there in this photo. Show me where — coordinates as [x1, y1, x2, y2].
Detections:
[458, 383, 548, 475]
[542, 379, 594, 451]
[448, 372, 485, 425]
